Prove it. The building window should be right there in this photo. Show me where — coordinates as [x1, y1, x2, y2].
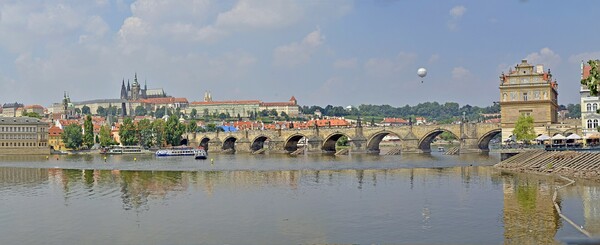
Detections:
[588, 104, 593, 112]
[534, 91, 540, 100]
[595, 119, 599, 129]
[523, 92, 528, 101]
[594, 103, 598, 112]
[510, 92, 516, 101]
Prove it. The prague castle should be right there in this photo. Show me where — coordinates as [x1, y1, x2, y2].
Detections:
[119, 73, 167, 101]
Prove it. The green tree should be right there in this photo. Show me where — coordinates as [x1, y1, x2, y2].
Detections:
[96, 106, 106, 116]
[135, 105, 147, 116]
[138, 118, 153, 148]
[107, 106, 117, 116]
[23, 112, 42, 119]
[205, 123, 217, 132]
[152, 119, 166, 147]
[83, 115, 94, 149]
[513, 115, 536, 143]
[95, 134, 99, 144]
[119, 117, 138, 146]
[269, 109, 278, 117]
[74, 108, 82, 115]
[218, 113, 227, 120]
[61, 124, 83, 150]
[582, 60, 600, 96]
[190, 108, 197, 119]
[82, 105, 91, 115]
[99, 125, 115, 147]
[280, 111, 289, 121]
[165, 115, 185, 146]
[155, 106, 165, 119]
[336, 136, 349, 147]
[187, 119, 198, 133]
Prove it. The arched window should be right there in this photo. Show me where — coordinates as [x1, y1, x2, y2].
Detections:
[594, 119, 599, 129]
[503, 93, 507, 101]
[588, 104, 592, 112]
[588, 120, 593, 129]
[594, 103, 598, 112]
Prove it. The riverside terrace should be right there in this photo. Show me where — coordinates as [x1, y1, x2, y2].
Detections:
[184, 122, 503, 154]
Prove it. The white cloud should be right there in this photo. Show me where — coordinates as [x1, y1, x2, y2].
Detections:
[451, 66, 472, 80]
[333, 58, 358, 69]
[428, 54, 440, 64]
[215, 0, 302, 30]
[448, 5, 466, 31]
[364, 52, 417, 77]
[273, 27, 325, 67]
[449, 5, 466, 18]
[524, 47, 561, 68]
[568, 51, 600, 64]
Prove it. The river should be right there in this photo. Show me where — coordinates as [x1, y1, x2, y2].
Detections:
[0, 152, 597, 244]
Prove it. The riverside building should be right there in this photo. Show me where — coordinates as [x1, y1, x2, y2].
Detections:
[580, 62, 600, 137]
[499, 59, 559, 141]
[0, 117, 49, 155]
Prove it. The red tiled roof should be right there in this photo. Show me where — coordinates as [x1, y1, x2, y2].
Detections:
[25, 104, 44, 109]
[584, 65, 591, 79]
[260, 102, 295, 107]
[191, 100, 261, 105]
[139, 97, 188, 104]
[59, 119, 80, 126]
[49, 126, 63, 136]
[382, 118, 408, 124]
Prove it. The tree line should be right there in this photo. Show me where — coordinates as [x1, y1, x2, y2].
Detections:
[61, 114, 198, 150]
[301, 102, 582, 122]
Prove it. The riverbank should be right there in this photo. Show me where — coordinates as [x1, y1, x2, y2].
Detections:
[494, 150, 600, 180]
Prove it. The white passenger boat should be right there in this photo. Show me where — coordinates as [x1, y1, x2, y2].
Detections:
[103, 145, 146, 154]
[194, 148, 208, 160]
[155, 146, 201, 157]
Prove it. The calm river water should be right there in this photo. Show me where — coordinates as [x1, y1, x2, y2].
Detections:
[0, 152, 598, 244]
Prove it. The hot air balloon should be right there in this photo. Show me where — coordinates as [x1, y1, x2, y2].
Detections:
[417, 68, 427, 83]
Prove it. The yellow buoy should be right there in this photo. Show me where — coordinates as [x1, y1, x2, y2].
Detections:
[134, 157, 137, 161]
[210, 158, 214, 165]
[46, 156, 49, 159]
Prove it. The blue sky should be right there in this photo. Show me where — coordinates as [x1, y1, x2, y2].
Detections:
[0, 0, 598, 107]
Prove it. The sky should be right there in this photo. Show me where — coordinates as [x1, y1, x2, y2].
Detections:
[0, 0, 599, 108]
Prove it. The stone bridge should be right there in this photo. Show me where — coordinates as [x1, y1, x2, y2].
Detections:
[184, 123, 501, 155]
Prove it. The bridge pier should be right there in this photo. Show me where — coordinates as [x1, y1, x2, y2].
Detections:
[236, 137, 252, 154]
[207, 137, 222, 153]
[306, 136, 324, 153]
[268, 138, 286, 154]
[459, 138, 483, 154]
[350, 137, 367, 154]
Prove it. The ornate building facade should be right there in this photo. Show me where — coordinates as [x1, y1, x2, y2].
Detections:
[580, 62, 600, 137]
[499, 60, 559, 141]
[188, 92, 300, 118]
[0, 117, 49, 155]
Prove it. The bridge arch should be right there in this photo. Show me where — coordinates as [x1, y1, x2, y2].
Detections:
[180, 138, 189, 146]
[477, 129, 501, 151]
[418, 129, 459, 153]
[222, 136, 237, 152]
[199, 137, 210, 150]
[366, 130, 402, 154]
[322, 132, 351, 153]
[251, 135, 269, 152]
[284, 134, 307, 152]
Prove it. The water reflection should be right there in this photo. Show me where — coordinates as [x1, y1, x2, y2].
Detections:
[501, 173, 560, 244]
[0, 165, 598, 243]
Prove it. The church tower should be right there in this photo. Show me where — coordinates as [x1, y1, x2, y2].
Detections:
[120, 79, 127, 100]
[142, 80, 147, 99]
[131, 73, 141, 101]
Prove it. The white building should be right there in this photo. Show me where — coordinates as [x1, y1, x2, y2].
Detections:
[580, 62, 600, 137]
